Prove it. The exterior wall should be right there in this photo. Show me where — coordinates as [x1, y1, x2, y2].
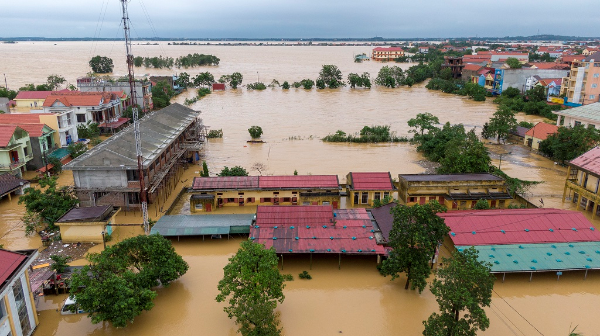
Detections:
[0, 254, 39, 336]
[347, 190, 394, 207]
[36, 115, 62, 148]
[78, 81, 151, 111]
[372, 49, 404, 61]
[500, 69, 569, 93]
[524, 135, 543, 150]
[58, 222, 110, 243]
[14, 98, 46, 110]
[73, 170, 128, 189]
[564, 166, 600, 218]
[0, 130, 32, 175]
[191, 189, 341, 212]
[554, 113, 600, 129]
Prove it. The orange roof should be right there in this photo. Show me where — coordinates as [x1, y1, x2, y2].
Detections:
[528, 62, 569, 69]
[0, 114, 44, 123]
[43, 91, 115, 107]
[463, 63, 483, 71]
[0, 125, 24, 147]
[11, 123, 51, 137]
[373, 47, 404, 52]
[525, 122, 559, 141]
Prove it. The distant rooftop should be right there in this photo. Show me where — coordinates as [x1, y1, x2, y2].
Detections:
[399, 173, 503, 182]
[192, 175, 339, 190]
[56, 205, 113, 223]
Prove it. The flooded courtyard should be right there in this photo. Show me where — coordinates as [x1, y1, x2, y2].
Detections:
[0, 42, 596, 335]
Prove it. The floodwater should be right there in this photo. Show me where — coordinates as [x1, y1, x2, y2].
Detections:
[0, 42, 597, 335]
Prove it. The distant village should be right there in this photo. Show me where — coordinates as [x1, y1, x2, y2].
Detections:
[3, 38, 600, 335]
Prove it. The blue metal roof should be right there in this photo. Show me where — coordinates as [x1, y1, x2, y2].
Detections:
[460, 242, 600, 273]
[151, 214, 254, 237]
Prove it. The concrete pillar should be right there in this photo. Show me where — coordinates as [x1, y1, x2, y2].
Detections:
[556, 115, 561, 126]
[593, 202, 598, 220]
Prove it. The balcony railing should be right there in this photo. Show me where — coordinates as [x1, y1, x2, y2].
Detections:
[0, 159, 28, 170]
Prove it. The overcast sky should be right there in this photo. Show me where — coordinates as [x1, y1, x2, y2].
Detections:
[1, 0, 598, 38]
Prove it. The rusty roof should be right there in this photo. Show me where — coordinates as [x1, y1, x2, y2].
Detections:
[192, 176, 259, 190]
[56, 205, 112, 223]
[524, 122, 559, 140]
[440, 208, 600, 246]
[259, 175, 339, 189]
[570, 147, 600, 175]
[0, 249, 26, 287]
[251, 206, 386, 255]
[349, 172, 395, 190]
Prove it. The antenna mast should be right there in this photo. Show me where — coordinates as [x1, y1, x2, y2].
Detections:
[121, 0, 149, 234]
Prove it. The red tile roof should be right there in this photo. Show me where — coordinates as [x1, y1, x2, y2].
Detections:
[560, 55, 585, 62]
[0, 114, 44, 124]
[440, 208, 600, 246]
[538, 78, 562, 86]
[259, 175, 339, 189]
[373, 47, 404, 52]
[0, 125, 22, 147]
[14, 91, 54, 100]
[525, 122, 559, 140]
[43, 91, 115, 107]
[251, 206, 386, 254]
[528, 62, 569, 69]
[569, 147, 600, 175]
[349, 172, 394, 190]
[463, 64, 483, 71]
[192, 176, 259, 190]
[10, 123, 50, 137]
[0, 249, 26, 286]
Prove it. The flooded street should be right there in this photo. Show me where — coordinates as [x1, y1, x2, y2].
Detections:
[0, 42, 598, 335]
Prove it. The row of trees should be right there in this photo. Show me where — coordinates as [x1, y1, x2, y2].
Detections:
[322, 125, 409, 143]
[132, 53, 220, 69]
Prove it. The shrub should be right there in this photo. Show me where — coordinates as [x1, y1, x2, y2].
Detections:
[298, 271, 312, 279]
[248, 126, 263, 139]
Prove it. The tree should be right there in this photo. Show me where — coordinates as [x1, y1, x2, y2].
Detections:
[67, 142, 87, 159]
[347, 72, 371, 88]
[505, 57, 522, 69]
[46, 74, 66, 91]
[76, 121, 100, 139]
[231, 72, 243, 89]
[315, 78, 326, 89]
[473, 199, 491, 210]
[50, 255, 71, 273]
[282, 81, 290, 89]
[193, 72, 214, 87]
[375, 65, 405, 88]
[0, 87, 17, 100]
[501, 87, 521, 99]
[423, 247, 495, 336]
[89, 55, 114, 73]
[18, 177, 78, 230]
[438, 129, 491, 174]
[318, 65, 344, 88]
[539, 125, 600, 163]
[175, 72, 191, 89]
[485, 105, 517, 143]
[300, 79, 314, 90]
[200, 161, 209, 177]
[218, 166, 249, 176]
[216, 240, 285, 336]
[151, 80, 174, 109]
[408, 113, 440, 138]
[439, 68, 453, 80]
[248, 125, 263, 139]
[379, 201, 449, 292]
[69, 234, 189, 328]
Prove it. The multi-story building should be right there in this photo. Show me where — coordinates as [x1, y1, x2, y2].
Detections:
[560, 52, 600, 105]
[65, 103, 204, 208]
[554, 102, 600, 128]
[441, 57, 464, 79]
[371, 47, 404, 61]
[491, 68, 569, 95]
[0, 249, 39, 336]
[0, 114, 57, 170]
[190, 175, 341, 212]
[397, 173, 513, 210]
[563, 147, 600, 219]
[346, 172, 396, 207]
[43, 91, 124, 127]
[13, 91, 56, 111]
[77, 76, 152, 111]
[0, 126, 33, 177]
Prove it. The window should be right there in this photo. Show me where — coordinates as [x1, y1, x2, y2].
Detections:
[126, 170, 139, 181]
[246, 197, 255, 203]
[273, 192, 279, 195]
[499, 200, 506, 208]
[238, 192, 244, 196]
[303, 202, 310, 205]
[353, 192, 359, 204]
[383, 192, 390, 198]
[217, 193, 223, 196]
[262, 197, 272, 203]
[12, 278, 31, 336]
[361, 192, 368, 204]
[409, 197, 417, 203]
[459, 201, 467, 209]
[0, 297, 6, 320]
[594, 73, 600, 78]
[589, 95, 596, 100]
[227, 198, 235, 203]
[322, 201, 330, 205]
[575, 121, 582, 127]
[282, 197, 291, 203]
[76, 114, 86, 123]
[23, 147, 28, 156]
[592, 84, 598, 88]
[374, 192, 381, 201]
[128, 192, 140, 204]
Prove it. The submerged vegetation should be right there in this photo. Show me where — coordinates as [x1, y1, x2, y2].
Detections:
[133, 53, 220, 69]
[322, 125, 409, 143]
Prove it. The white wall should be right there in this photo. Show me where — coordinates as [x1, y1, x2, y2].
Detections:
[74, 170, 128, 189]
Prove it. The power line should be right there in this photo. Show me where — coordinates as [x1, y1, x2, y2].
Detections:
[493, 289, 545, 335]
[490, 302, 525, 336]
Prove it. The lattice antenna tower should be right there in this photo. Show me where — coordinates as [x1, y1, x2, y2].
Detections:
[121, 0, 149, 234]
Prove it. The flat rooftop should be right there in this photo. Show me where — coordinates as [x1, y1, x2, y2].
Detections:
[400, 173, 503, 182]
[150, 214, 254, 236]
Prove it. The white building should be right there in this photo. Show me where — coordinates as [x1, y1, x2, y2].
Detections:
[554, 102, 600, 128]
[0, 249, 39, 336]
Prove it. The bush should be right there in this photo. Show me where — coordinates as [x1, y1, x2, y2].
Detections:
[282, 81, 290, 89]
[218, 166, 249, 176]
[207, 129, 223, 138]
[298, 271, 312, 279]
[248, 126, 263, 139]
[246, 82, 267, 90]
[301, 79, 315, 90]
[322, 125, 409, 143]
[67, 142, 88, 159]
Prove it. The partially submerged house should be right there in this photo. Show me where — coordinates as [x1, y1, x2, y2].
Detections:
[64, 103, 204, 208]
[524, 122, 559, 150]
[563, 147, 600, 218]
[0, 173, 29, 201]
[190, 175, 341, 212]
[398, 173, 513, 210]
[346, 172, 396, 207]
[0, 125, 33, 177]
[55, 205, 120, 243]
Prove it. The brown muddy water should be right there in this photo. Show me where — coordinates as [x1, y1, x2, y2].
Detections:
[0, 42, 596, 335]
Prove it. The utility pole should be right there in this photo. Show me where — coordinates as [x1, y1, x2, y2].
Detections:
[121, 0, 149, 234]
[3, 74, 7, 90]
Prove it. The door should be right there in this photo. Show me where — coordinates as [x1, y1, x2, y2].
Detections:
[206, 203, 212, 212]
[332, 201, 339, 209]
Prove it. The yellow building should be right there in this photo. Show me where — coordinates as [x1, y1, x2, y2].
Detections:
[13, 91, 55, 111]
[346, 172, 396, 207]
[563, 147, 600, 219]
[523, 122, 559, 150]
[55, 205, 119, 243]
[0, 249, 39, 336]
[191, 175, 341, 212]
[398, 173, 513, 210]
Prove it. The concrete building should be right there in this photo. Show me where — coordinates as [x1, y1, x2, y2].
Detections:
[554, 103, 600, 128]
[190, 175, 341, 212]
[0, 248, 39, 336]
[560, 52, 600, 105]
[0, 126, 33, 177]
[77, 77, 152, 111]
[563, 147, 600, 219]
[64, 103, 204, 208]
[441, 57, 464, 79]
[371, 47, 404, 61]
[0, 98, 9, 114]
[398, 173, 513, 210]
[13, 91, 55, 111]
[346, 172, 396, 207]
[56, 205, 120, 243]
[462, 64, 484, 83]
[0, 173, 29, 202]
[42, 91, 124, 128]
[491, 68, 570, 95]
[0, 115, 57, 170]
[524, 122, 559, 150]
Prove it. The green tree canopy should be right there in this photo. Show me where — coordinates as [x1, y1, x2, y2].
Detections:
[46, 74, 66, 90]
[408, 113, 440, 138]
[438, 129, 491, 174]
[69, 234, 188, 328]
[216, 240, 285, 336]
[248, 125, 263, 139]
[151, 80, 174, 109]
[423, 247, 495, 336]
[539, 125, 600, 163]
[18, 177, 78, 230]
[0, 87, 17, 100]
[89, 55, 114, 73]
[505, 57, 522, 69]
[379, 201, 449, 292]
[318, 64, 344, 88]
[175, 72, 191, 89]
[218, 166, 249, 176]
[375, 65, 405, 88]
[482, 105, 517, 143]
[193, 72, 215, 87]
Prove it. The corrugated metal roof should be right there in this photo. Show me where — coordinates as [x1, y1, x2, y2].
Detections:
[151, 214, 254, 236]
[368, 203, 396, 242]
[400, 173, 503, 182]
[56, 206, 112, 223]
[554, 102, 600, 122]
[0, 249, 26, 286]
[441, 208, 600, 246]
[259, 175, 339, 189]
[461, 242, 600, 273]
[251, 206, 386, 254]
[350, 172, 394, 190]
[569, 147, 600, 176]
[192, 176, 259, 190]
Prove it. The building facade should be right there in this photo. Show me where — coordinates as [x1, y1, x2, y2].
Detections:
[77, 77, 152, 111]
[346, 172, 396, 207]
[0, 249, 39, 336]
[65, 103, 204, 208]
[0, 126, 33, 177]
[554, 103, 600, 128]
[398, 173, 513, 210]
[560, 52, 600, 105]
[524, 122, 559, 150]
[56, 205, 119, 243]
[371, 47, 404, 61]
[563, 147, 600, 219]
[190, 175, 341, 212]
[42, 91, 124, 128]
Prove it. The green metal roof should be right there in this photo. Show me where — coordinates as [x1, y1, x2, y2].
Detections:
[151, 214, 254, 237]
[459, 242, 600, 273]
[555, 102, 600, 122]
